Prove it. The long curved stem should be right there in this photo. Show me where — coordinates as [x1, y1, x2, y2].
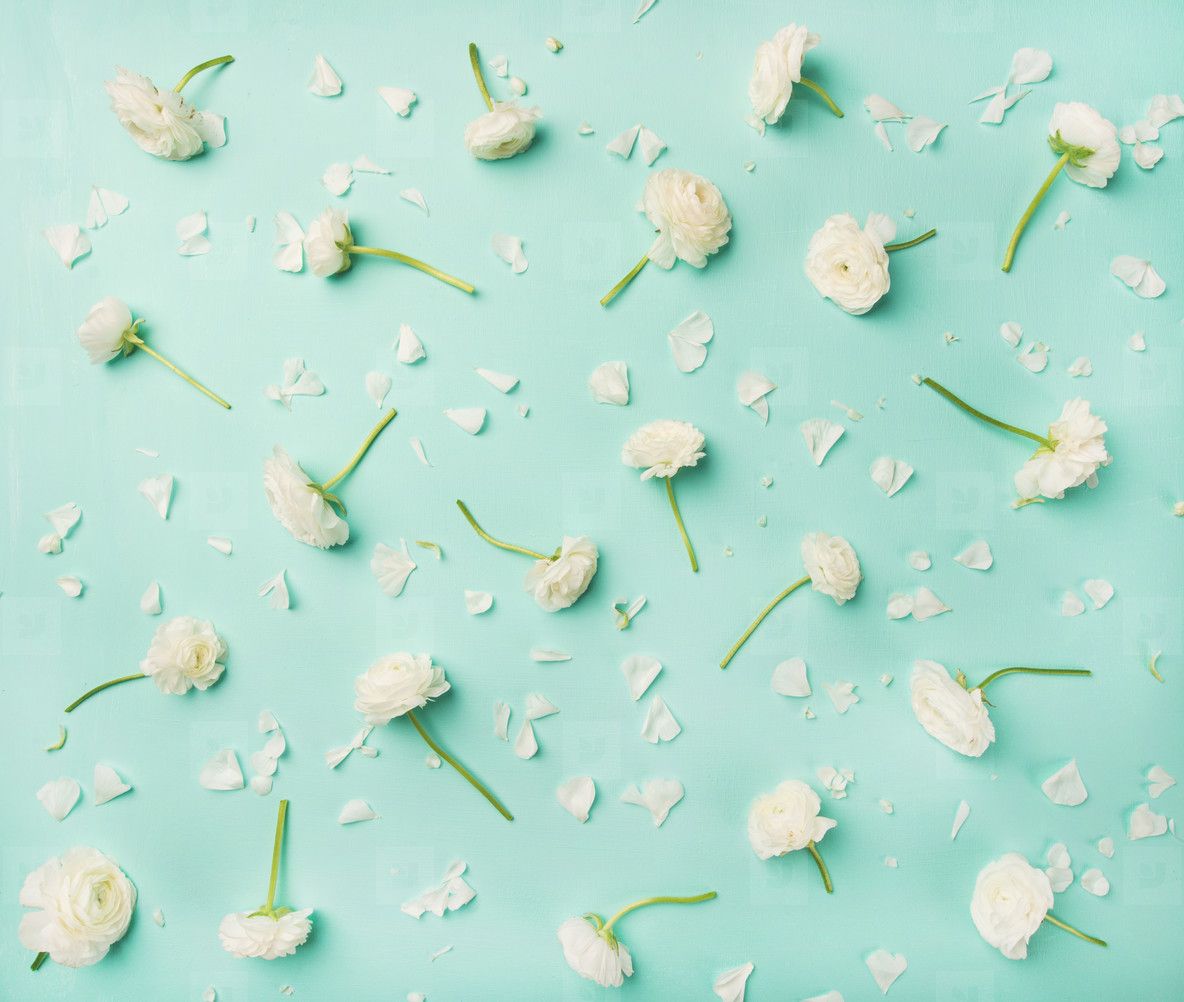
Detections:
[921, 377, 1051, 448]
[664, 477, 698, 573]
[601, 891, 716, 935]
[1044, 912, 1107, 947]
[884, 228, 937, 252]
[1002, 152, 1069, 273]
[125, 335, 230, 409]
[974, 666, 1091, 693]
[720, 576, 810, 670]
[265, 799, 288, 911]
[600, 254, 649, 307]
[348, 246, 475, 294]
[806, 841, 833, 894]
[467, 42, 494, 110]
[64, 673, 146, 713]
[797, 77, 844, 118]
[406, 711, 513, 821]
[321, 409, 397, 491]
[173, 55, 234, 93]
[31, 952, 48, 972]
[454, 500, 549, 560]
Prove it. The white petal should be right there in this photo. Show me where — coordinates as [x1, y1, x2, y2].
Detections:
[641, 696, 681, 743]
[589, 361, 629, 405]
[464, 590, 493, 615]
[400, 188, 429, 214]
[513, 720, 539, 759]
[525, 693, 559, 720]
[557, 776, 595, 822]
[606, 124, 641, 158]
[950, 799, 970, 840]
[377, 86, 416, 116]
[1129, 331, 1147, 352]
[864, 94, 908, 121]
[637, 126, 667, 166]
[977, 91, 1008, 125]
[771, 657, 811, 697]
[1097, 836, 1115, 858]
[1083, 578, 1114, 609]
[491, 233, 528, 274]
[309, 54, 343, 97]
[1067, 356, 1092, 377]
[713, 962, 754, 1002]
[1129, 803, 1168, 840]
[1134, 142, 1164, 169]
[85, 187, 128, 229]
[620, 779, 684, 826]
[1041, 759, 1088, 806]
[1061, 591, 1086, 617]
[493, 702, 511, 740]
[93, 763, 132, 805]
[865, 949, 907, 995]
[371, 541, 417, 597]
[176, 209, 207, 240]
[873, 121, 893, 151]
[1081, 868, 1110, 896]
[199, 749, 244, 791]
[44, 502, 81, 538]
[999, 321, 1022, 347]
[138, 474, 173, 519]
[667, 310, 714, 373]
[322, 162, 353, 196]
[530, 648, 571, 662]
[396, 323, 426, 364]
[801, 419, 844, 466]
[43, 224, 91, 269]
[444, 408, 486, 435]
[632, 0, 657, 22]
[488, 54, 509, 77]
[908, 551, 931, 571]
[365, 371, 392, 408]
[258, 570, 290, 610]
[887, 593, 914, 620]
[475, 368, 519, 393]
[911, 587, 950, 621]
[1111, 255, 1166, 298]
[409, 437, 430, 466]
[1009, 48, 1053, 85]
[38, 533, 62, 554]
[824, 681, 859, 714]
[864, 213, 897, 246]
[353, 155, 390, 174]
[56, 576, 83, 598]
[577, 121, 595, 135]
[1148, 765, 1177, 799]
[870, 457, 914, 497]
[621, 654, 662, 700]
[1017, 343, 1048, 372]
[37, 777, 81, 820]
[906, 116, 945, 152]
[207, 536, 232, 555]
[272, 212, 305, 273]
[737, 371, 775, 424]
[140, 580, 162, 615]
[250, 775, 273, 795]
[338, 799, 378, 824]
[954, 540, 993, 570]
[259, 711, 280, 734]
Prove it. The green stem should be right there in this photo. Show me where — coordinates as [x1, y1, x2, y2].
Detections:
[921, 377, 1051, 448]
[125, 333, 230, 409]
[797, 77, 844, 118]
[321, 409, 397, 491]
[454, 500, 549, 560]
[1044, 912, 1107, 948]
[31, 952, 48, 972]
[348, 246, 475, 294]
[1001, 152, 1069, 273]
[64, 673, 146, 713]
[806, 841, 834, 894]
[884, 228, 937, 252]
[173, 55, 235, 93]
[601, 891, 716, 935]
[974, 666, 1091, 693]
[665, 476, 698, 573]
[600, 254, 649, 307]
[720, 575, 810, 670]
[406, 710, 513, 821]
[468, 42, 493, 110]
[265, 799, 288, 911]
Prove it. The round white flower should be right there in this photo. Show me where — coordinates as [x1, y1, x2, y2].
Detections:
[104, 67, 225, 161]
[971, 854, 1053, 960]
[1048, 102, 1120, 188]
[804, 212, 897, 315]
[641, 169, 732, 270]
[19, 847, 135, 969]
[139, 615, 227, 695]
[747, 780, 836, 859]
[910, 660, 995, 757]
[557, 916, 633, 988]
[1014, 399, 1111, 500]
[218, 909, 313, 960]
[621, 420, 706, 480]
[524, 536, 598, 612]
[354, 652, 450, 725]
[748, 23, 819, 127]
[263, 445, 349, 548]
[800, 532, 861, 604]
[464, 102, 541, 160]
[76, 296, 134, 364]
[303, 208, 353, 277]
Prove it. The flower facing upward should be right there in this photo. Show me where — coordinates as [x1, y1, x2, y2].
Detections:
[971, 854, 1053, 960]
[621, 420, 706, 480]
[104, 66, 226, 160]
[353, 653, 450, 725]
[801, 532, 861, 604]
[140, 615, 227, 694]
[524, 536, 598, 612]
[641, 169, 732, 269]
[804, 212, 896, 314]
[1014, 399, 1111, 500]
[747, 780, 836, 859]
[910, 660, 996, 757]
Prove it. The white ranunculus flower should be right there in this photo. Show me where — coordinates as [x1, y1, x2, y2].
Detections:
[218, 909, 313, 960]
[140, 615, 227, 695]
[303, 207, 353, 277]
[354, 652, 450, 725]
[1014, 399, 1111, 500]
[557, 917, 634, 988]
[104, 66, 226, 161]
[641, 169, 732, 269]
[621, 420, 706, 480]
[19, 848, 136, 969]
[263, 446, 349, 548]
[748, 780, 836, 859]
[76, 296, 134, 364]
[800, 532, 861, 604]
[748, 23, 819, 128]
[910, 660, 995, 757]
[1048, 102, 1120, 188]
[524, 536, 598, 612]
[971, 854, 1053, 960]
[464, 102, 541, 160]
[804, 212, 896, 314]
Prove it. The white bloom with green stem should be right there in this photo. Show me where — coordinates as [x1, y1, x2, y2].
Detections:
[747, 780, 836, 892]
[748, 23, 844, 133]
[557, 890, 716, 987]
[464, 43, 540, 160]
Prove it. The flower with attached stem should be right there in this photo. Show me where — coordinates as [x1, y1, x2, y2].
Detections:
[463, 43, 541, 160]
[748, 781, 836, 893]
[747, 22, 843, 134]
[920, 377, 1111, 503]
[263, 408, 396, 548]
[354, 653, 513, 821]
[1001, 102, 1119, 272]
[303, 207, 474, 293]
[720, 532, 861, 669]
[105, 55, 233, 160]
[621, 420, 705, 572]
[911, 660, 1092, 757]
[76, 296, 230, 408]
[557, 890, 716, 987]
[219, 800, 313, 960]
[454, 500, 597, 612]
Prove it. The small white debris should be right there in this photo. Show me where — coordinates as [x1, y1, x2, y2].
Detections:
[950, 800, 970, 839]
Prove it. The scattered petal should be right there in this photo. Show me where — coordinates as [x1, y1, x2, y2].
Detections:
[606, 124, 641, 158]
[444, 408, 486, 435]
[1010, 48, 1053, 85]
[199, 750, 244, 791]
[475, 368, 519, 393]
[530, 648, 571, 663]
[45, 726, 67, 752]
[93, 763, 131, 805]
[1080, 868, 1110, 897]
[824, 681, 859, 714]
[865, 950, 907, 995]
[1083, 578, 1114, 609]
[409, 437, 430, 466]
[737, 371, 775, 423]
[999, 321, 1023, 347]
[1129, 331, 1147, 352]
[589, 361, 629, 405]
[870, 458, 913, 497]
[488, 55, 508, 77]
[207, 536, 232, 555]
[309, 54, 343, 97]
[272, 213, 304, 273]
[401, 861, 475, 918]
[1054, 211, 1071, 230]
[1111, 255, 1166, 298]
[85, 187, 129, 229]
[621, 654, 662, 700]
[138, 474, 173, 519]
[641, 696, 681, 743]
[322, 162, 353, 196]
[325, 725, 374, 769]
[1148, 765, 1176, 799]
[1067, 356, 1092, 377]
[37, 777, 81, 820]
[365, 371, 392, 408]
[771, 657, 811, 697]
[818, 765, 854, 799]
[1097, 836, 1115, 858]
[338, 799, 378, 824]
[258, 570, 290, 610]
[667, 310, 713, 373]
[514, 720, 538, 760]
[491, 233, 528, 274]
[637, 126, 667, 165]
[525, 693, 559, 720]
[912, 587, 950, 621]
[43, 224, 91, 269]
[887, 593, 914, 620]
[954, 540, 992, 570]
[372, 541, 417, 597]
[620, 779, 684, 826]
[353, 155, 390, 174]
[713, 962, 754, 1002]
[1134, 142, 1164, 169]
[464, 590, 493, 615]
[906, 116, 945, 152]
[377, 86, 416, 116]
[56, 576, 83, 598]
[493, 702, 511, 741]
[152, 908, 165, 927]
[1041, 759, 1088, 806]
[908, 551, 931, 571]
[1129, 803, 1168, 840]
[557, 776, 595, 822]
[1061, 592, 1085, 617]
[865, 94, 907, 121]
[176, 210, 210, 256]
[950, 799, 970, 840]
[1017, 342, 1048, 372]
[801, 419, 844, 466]
[400, 188, 428, 214]
[396, 323, 426, 364]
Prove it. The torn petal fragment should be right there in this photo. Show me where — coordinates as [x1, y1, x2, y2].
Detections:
[667, 310, 713, 373]
[771, 657, 811, 697]
[620, 778, 684, 826]
[870, 457, 913, 497]
[1041, 759, 1088, 806]
[309, 54, 343, 97]
[801, 418, 844, 466]
[589, 361, 629, 405]
[93, 763, 132, 805]
[338, 799, 378, 824]
[138, 474, 174, 519]
[954, 540, 993, 570]
[37, 777, 81, 820]
[621, 654, 662, 700]
[199, 749, 244, 791]
[641, 696, 681, 743]
[557, 776, 595, 822]
[444, 408, 486, 435]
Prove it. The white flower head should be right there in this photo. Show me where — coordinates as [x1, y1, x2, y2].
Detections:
[524, 536, 598, 612]
[140, 615, 227, 695]
[804, 212, 896, 314]
[263, 446, 348, 548]
[104, 67, 225, 161]
[465, 102, 541, 160]
[19, 848, 136, 968]
[748, 23, 820, 127]
[748, 780, 836, 859]
[354, 652, 450, 725]
[218, 908, 312, 960]
[801, 532, 861, 604]
[1014, 399, 1111, 500]
[910, 660, 995, 757]
[303, 207, 353, 277]
[557, 916, 634, 988]
[971, 854, 1054, 959]
[76, 297, 136, 364]
[621, 420, 706, 480]
[641, 169, 732, 269]
[1048, 102, 1120, 188]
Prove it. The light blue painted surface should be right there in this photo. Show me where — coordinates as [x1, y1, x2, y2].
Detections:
[2, 1, 1183, 999]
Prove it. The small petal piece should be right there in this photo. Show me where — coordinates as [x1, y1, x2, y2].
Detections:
[865, 950, 907, 995]
[713, 962, 754, 1002]
[37, 778, 81, 820]
[950, 799, 970, 840]
[93, 763, 132, 805]
[1110, 255, 1166, 298]
[954, 540, 993, 570]
[589, 361, 629, 405]
[667, 310, 713, 373]
[309, 54, 343, 97]
[138, 474, 173, 519]
[491, 233, 528, 274]
[44, 224, 91, 269]
[378, 86, 416, 116]
[338, 799, 378, 824]
[557, 776, 595, 822]
[870, 458, 914, 497]
[1041, 759, 1088, 806]
[621, 654, 662, 700]
[1083, 578, 1114, 609]
[801, 419, 844, 466]
[199, 749, 244, 791]
[771, 658, 811, 697]
[444, 408, 486, 435]
[641, 696, 681, 743]
[620, 779, 684, 826]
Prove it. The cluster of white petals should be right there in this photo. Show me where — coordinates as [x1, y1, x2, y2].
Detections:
[557, 917, 633, 988]
[218, 909, 313, 960]
[910, 660, 996, 757]
[1048, 102, 1120, 187]
[465, 103, 541, 160]
[971, 854, 1054, 959]
[354, 652, 449, 725]
[801, 532, 861, 604]
[524, 536, 598, 612]
[303, 208, 353, 277]
[748, 23, 819, 128]
[76, 296, 134, 364]
[104, 67, 226, 160]
[140, 615, 227, 695]
[804, 212, 896, 314]
[641, 169, 732, 269]
[621, 420, 706, 480]
[263, 446, 348, 548]
[748, 780, 836, 859]
[1014, 399, 1111, 500]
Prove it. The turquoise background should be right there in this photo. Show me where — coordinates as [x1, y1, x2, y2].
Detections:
[2, 1, 1183, 999]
